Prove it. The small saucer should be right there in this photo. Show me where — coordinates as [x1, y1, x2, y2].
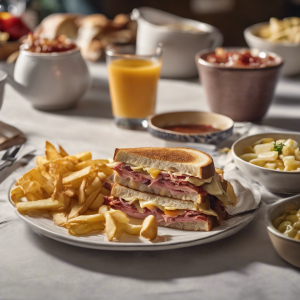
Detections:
[148, 111, 234, 144]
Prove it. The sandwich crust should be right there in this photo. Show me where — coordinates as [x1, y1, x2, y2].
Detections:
[159, 219, 213, 231]
[114, 147, 215, 179]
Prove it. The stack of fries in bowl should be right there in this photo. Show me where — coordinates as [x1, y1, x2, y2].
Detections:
[10, 141, 157, 241]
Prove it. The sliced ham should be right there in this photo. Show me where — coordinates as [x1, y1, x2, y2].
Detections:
[112, 163, 208, 197]
[103, 196, 224, 225]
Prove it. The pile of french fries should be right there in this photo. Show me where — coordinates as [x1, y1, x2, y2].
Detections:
[11, 141, 157, 241]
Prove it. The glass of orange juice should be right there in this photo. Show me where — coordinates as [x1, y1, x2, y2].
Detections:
[106, 45, 162, 130]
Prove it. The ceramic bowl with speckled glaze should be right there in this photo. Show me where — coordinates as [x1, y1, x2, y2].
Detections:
[148, 111, 233, 144]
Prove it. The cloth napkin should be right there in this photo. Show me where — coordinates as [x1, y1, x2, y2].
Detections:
[0, 121, 26, 151]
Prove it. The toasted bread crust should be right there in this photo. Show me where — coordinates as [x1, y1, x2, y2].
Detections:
[113, 147, 215, 179]
[158, 218, 214, 231]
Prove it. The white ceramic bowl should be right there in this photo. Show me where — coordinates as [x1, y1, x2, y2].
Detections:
[232, 132, 300, 194]
[265, 194, 300, 268]
[132, 7, 223, 78]
[148, 111, 233, 144]
[244, 22, 300, 76]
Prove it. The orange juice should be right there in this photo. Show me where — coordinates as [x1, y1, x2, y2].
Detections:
[108, 58, 161, 118]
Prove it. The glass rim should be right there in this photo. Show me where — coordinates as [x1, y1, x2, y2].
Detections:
[105, 44, 163, 59]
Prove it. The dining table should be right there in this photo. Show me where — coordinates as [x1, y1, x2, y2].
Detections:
[0, 61, 300, 300]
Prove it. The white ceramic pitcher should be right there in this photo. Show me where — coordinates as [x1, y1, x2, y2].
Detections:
[132, 7, 223, 78]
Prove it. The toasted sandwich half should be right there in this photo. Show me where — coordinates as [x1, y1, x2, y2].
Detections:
[110, 147, 236, 206]
[106, 184, 231, 231]
[107, 147, 237, 232]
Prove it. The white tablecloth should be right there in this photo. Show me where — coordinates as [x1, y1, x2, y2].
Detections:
[1, 62, 300, 300]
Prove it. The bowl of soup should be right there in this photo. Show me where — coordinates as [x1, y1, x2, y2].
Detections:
[148, 111, 234, 144]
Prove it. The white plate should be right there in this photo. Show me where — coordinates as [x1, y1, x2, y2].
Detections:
[8, 173, 261, 251]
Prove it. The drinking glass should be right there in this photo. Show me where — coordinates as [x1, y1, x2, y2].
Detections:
[106, 45, 162, 130]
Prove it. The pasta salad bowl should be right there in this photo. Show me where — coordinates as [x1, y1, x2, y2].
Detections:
[232, 132, 300, 194]
[265, 194, 300, 268]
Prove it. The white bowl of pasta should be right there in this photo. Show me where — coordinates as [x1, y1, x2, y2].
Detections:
[232, 132, 300, 194]
[265, 194, 300, 268]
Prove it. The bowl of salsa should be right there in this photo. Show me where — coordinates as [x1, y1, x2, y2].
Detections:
[148, 111, 234, 144]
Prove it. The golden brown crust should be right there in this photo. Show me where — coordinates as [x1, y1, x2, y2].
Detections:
[115, 147, 197, 163]
[113, 147, 214, 179]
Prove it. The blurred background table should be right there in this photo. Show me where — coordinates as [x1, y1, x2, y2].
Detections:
[0, 61, 300, 300]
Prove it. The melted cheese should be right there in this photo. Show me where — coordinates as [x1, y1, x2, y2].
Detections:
[184, 177, 212, 186]
[164, 209, 185, 217]
[203, 175, 223, 195]
[203, 174, 232, 206]
[122, 198, 219, 219]
[145, 168, 161, 179]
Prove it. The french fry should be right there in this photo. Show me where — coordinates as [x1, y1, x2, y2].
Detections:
[30, 170, 54, 196]
[41, 170, 55, 184]
[74, 152, 92, 162]
[105, 213, 118, 241]
[74, 159, 110, 171]
[26, 192, 40, 201]
[68, 223, 105, 236]
[11, 186, 25, 198]
[99, 205, 110, 214]
[64, 188, 77, 198]
[51, 174, 64, 201]
[105, 210, 129, 223]
[27, 209, 52, 219]
[140, 215, 158, 241]
[118, 223, 142, 235]
[98, 172, 107, 181]
[16, 165, 46, 186]
[62, 166, 91, 185]
[19, 180, 41, 195]
[59, 145, 69, 157]
[65, 213, 105, 226]
[85, 176, 102, 196]
[17, 199, 63, 212]
[78, 177, 87, 205]
[34, 188, 49, 200]
[36, 156, 48, 165]
[52, 211, 68, 226]
[45, 141, 62, 160]
[89, 193, 104, 211]
[68, 188, 101, 219]
[63, 178, 83, 189]
[11, 187, 25, 204]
